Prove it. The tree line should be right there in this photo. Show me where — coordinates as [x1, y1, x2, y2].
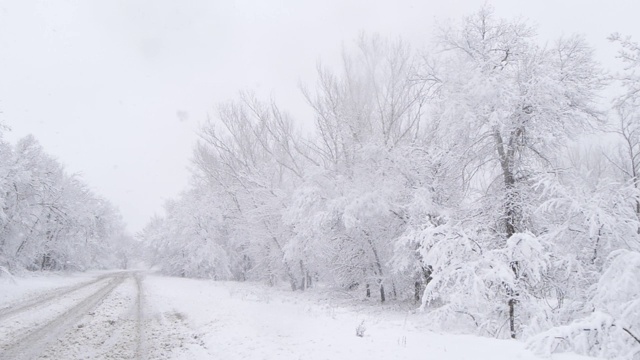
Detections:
[138, 7, 640, 358]
[0, 133, 130, 273]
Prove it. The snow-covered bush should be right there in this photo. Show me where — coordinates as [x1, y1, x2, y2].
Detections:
[356, 320, 366, 337]
[528, 250, 640, 359]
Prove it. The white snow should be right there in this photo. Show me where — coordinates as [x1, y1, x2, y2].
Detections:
[0, 272, 601, 359]
[142, 276, 597, 360]
[0, 271, 109, 309]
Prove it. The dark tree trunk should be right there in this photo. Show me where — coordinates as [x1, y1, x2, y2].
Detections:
[392, 281, 397, 299]
[495, 129, 522, 339]
[415, 265, 433, 303]
[508, 298, 516, 339]
[363, 230, 386, 303]
[508, 260, 520, 339]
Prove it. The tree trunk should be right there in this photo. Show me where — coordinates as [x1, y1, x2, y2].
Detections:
[299, 260, 307, 290]
[415, 265, 433, 303]
[269, 236, 297, 291]
[508, 298, 516, 339]
[363, 230, 385, 303]
[495, 129, 521, 339]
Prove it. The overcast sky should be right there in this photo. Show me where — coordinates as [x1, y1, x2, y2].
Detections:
[1, 0, 638, 233]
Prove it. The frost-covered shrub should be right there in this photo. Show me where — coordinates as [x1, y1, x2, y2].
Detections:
[418, 229, 553, 338]
[528, 250, 640, 359]
[593, 250, 640, 321]
[356, 320, 366, 337]
[527, 312, 638, 359]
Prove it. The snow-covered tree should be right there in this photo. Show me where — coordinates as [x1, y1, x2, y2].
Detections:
[523, 35, 640, 358]
[528, 249, 640, 359]
[137, 7, 640, 356]
[0, 135, 129, 273]
[412, 6, 603, 338]
[139, 185, 232, 279]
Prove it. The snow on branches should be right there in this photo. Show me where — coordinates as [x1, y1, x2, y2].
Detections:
[0, 135, 129, 273]
[138, 6, 639, 358]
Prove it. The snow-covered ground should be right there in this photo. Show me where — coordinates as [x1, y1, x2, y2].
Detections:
[0, 271, 107, 307]
[0, 272, 597, 360]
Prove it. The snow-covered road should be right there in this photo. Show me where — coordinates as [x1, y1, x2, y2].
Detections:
[0, 272, 138, 359]
[0, 273, 593, 360]
[0, 271, 208, 360]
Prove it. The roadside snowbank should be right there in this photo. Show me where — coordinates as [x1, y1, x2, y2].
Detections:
[144, 276, 597, 360]
[0, 271, 104, 309]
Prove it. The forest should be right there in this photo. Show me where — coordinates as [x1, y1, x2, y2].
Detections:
[137, 8, 640, 358]
[0, 133, 130, 273]
[2, 6, 639, 359]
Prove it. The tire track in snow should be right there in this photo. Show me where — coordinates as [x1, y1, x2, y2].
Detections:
[0, 272, 120, 322]
[135, 272, 144, 360]
[138, 275, 209, 359]
[139, 278, 213, 360]
[0, 273, 126, 360]
[0, 275, 122, 353]
[36, 273, 141, 360]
